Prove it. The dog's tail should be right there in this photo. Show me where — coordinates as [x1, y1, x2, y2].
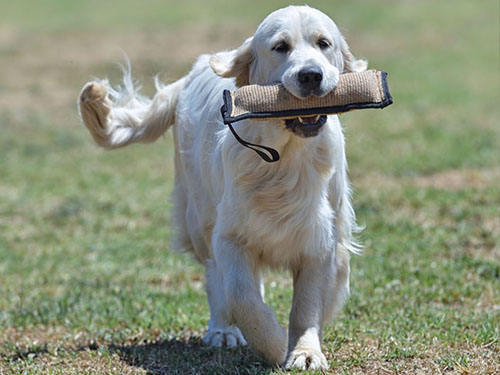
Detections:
[336, 184, 364, 256]
[78, 63, 185, 148]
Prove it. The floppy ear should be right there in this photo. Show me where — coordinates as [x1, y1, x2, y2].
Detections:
[340, 38, 368, 73]
[210, 37, 254, 87]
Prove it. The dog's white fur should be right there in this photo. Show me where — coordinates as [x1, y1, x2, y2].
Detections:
[78, 6, 366, 370]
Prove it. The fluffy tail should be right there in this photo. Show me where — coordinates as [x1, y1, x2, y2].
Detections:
[336, 188, 364, 255]
[78, 66, 185, 148]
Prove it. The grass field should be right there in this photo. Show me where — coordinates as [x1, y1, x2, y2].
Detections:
[1, 0, 499, 374]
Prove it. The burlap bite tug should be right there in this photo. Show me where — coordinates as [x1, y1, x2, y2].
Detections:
[221, 69, 392, 124]
[219, 69, 393, 162]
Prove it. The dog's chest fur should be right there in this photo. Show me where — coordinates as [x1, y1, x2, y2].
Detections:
[226, 134, 338, 266]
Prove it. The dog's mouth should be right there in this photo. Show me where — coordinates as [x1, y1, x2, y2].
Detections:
[284, 115, 327, 138]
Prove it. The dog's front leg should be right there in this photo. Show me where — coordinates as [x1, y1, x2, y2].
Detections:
[213, 236, 287, 365]
[285, 250, 344, 370]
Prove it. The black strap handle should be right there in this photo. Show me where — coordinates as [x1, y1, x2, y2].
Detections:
[226, 123, 280, 163]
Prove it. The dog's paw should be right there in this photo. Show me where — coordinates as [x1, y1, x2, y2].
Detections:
[285, 348, 329, 370]
[203, 326, 247, 348]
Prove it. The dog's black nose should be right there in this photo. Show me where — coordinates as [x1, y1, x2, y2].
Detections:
[297, 66, 323, 91]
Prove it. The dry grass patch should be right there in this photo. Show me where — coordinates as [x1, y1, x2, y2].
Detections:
[411, 169, 500, 191]
[354, 168, 500, 192]
[327, 337, 499, 375]
[1, 349, 145, 375]
[2, 327, 499, 375]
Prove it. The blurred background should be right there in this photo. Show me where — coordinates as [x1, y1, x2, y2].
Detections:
[1, 1, 498, 374]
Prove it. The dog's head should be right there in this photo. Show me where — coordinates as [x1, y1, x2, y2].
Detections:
[210, 6, 367, 137]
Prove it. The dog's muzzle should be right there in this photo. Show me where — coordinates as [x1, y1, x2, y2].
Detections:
[284, 115, 327, 138]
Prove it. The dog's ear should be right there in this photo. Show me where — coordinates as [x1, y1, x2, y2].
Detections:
[210, 37, 254, 87]
[340, 38, 368, 73]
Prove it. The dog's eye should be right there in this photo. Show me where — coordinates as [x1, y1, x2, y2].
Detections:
[317, 39, 331, 50]
[272, 42, 290, 53]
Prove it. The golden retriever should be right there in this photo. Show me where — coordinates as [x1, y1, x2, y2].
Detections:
[78, 5, 366, 370]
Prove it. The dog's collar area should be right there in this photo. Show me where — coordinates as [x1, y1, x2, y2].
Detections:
[224, 115, 327, 163]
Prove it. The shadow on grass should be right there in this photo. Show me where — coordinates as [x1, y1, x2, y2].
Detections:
[109, 337, 273, 375]
[5, 345, 50, 362]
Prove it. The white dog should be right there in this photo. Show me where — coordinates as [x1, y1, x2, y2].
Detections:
[78, 5, 366, 370]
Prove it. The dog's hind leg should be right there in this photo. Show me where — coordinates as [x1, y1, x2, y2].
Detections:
[213, 236, 288, 365]
[285, 247, 350, 370]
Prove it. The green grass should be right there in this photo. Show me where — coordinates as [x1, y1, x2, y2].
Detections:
[1, 0, 499, 374]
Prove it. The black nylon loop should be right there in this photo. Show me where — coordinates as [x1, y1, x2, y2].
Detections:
[226, 123, 280, 163]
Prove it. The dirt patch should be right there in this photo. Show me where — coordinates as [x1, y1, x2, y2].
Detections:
[352, 172, 404, 191]
[354, 168, 500, 192]
[411, 168, 500, 191]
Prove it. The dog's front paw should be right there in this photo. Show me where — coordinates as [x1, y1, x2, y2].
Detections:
[203, 326, 247, 348]
[285, 348, 329, 370]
